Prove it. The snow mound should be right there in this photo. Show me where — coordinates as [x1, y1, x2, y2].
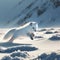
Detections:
[10, 51, 29, 58]
[34, 52, 60, 60]
[1, 51, 29, 60]
[12, 57, 20, 60]
[0, 46, 38, 53]
[40, 29, 47, 32]
[45, 31, 53, 34]
[49, 35, 60, 41]
[1, 56, 12, 60]
[50, 28, 54, 30]
[54, 31, 60, 33]
[35, 36, 43, 39]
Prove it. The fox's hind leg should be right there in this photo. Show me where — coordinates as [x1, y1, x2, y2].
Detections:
[8, 35, 16, 43]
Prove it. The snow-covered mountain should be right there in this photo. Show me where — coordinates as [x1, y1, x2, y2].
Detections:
[0, 0, 60, 28]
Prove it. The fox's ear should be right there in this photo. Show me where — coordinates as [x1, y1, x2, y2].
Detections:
[3, 29, 16, 40]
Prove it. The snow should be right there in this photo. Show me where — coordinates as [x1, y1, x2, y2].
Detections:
[49, 35, 60, 41]
[0, 28, 60, 60]
[34, 52, 60, 60]
[0, 0, 60, 60]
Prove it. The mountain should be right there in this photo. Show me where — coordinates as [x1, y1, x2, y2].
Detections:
[0, 0, 60, 28]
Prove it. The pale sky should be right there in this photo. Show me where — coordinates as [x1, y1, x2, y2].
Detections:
[0, 0, 20, 22]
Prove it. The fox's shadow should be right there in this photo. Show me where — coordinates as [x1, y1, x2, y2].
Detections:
[0, 42, 38, 53]
[0, 42, 31, 47]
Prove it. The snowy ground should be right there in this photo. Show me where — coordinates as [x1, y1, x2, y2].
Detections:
[0, 28, 60, 60]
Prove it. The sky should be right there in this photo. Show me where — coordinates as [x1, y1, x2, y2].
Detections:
[0, 0, 20, 23]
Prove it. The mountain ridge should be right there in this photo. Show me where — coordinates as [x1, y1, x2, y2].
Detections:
[0, 0, 60, 28]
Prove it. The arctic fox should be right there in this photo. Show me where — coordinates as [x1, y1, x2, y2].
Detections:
[3, 22, 38, 42]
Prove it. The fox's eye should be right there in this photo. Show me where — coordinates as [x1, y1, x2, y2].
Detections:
[30, 23, 33, 26]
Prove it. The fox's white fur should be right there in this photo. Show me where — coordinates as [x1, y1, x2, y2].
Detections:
[3, 22, 38, 42]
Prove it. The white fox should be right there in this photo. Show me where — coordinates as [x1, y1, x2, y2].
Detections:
[3, 22, 38, 42]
